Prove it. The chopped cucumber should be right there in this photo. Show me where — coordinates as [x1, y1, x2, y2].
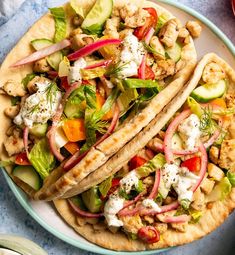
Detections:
[81, 186, 103, 213]
[191, 80, 227, 103]
[64, 101, 85, 118]
[13, 166, 42, 191]
[81, 0, 113, 34]
[165, 42, 182, 62]
[172, 133, 183, 150]
[31, 38, 62, 70]
[29, 123, 48, 138]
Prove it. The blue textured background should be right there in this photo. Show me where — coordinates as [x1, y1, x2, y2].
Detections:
[0, 0, 235, 254]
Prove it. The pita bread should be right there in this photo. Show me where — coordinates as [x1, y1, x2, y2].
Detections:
[53, 53, 235, 251]
[33, 1, 198, 200]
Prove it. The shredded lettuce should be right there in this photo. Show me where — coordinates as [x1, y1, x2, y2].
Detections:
[58, 57, 70, 77]
[81, 67, 106, 80]
[123, 79, 159, 89]
[99, 176, 112, 197]
[28, 138, 56, 179]
[189, 209, 202, 223]
[206, 177, 232, 202]
[136, 153, 165, 178]
[227, 171, 235, 187]
[118, 89, 138, 114]
[49, 7, 67, 42]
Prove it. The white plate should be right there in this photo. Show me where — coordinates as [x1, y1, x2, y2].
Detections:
[3, 0, 235, 254]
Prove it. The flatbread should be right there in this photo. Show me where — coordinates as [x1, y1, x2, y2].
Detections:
[53, 53, 235, 251]
[33, 0, 197, 200]
[54, 188, 235, 251]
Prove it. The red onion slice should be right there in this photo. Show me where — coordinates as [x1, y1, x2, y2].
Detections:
[145, 27, 155, 45]
[68, 199, 103, 218]
[67, 39, 122, 61]
[11, 39, 71, 67]
[148, 170, 160, 200]
[84, 59, 112, 70]
[23, 127, 29, 156]
[232, 0, 235, 15]
[164, 109, 191, 163]
[159, 214, 190, 223]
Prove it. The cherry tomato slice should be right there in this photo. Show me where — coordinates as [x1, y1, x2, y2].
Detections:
[181, 156, 201, 172]
[15, 152, 31, 165]
[129, 156, 147, 171]
[144, 64, 155, 80]
[137, 226, 160, 244]
[134, 8, 158, 40]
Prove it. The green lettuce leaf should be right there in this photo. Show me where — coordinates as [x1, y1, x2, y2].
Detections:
[21, 73, 36, 88]
[28, 138, 56, 179]
[136, 153, 165, 178]
[123, 79, 159, 89]
[99, 176, 112, 197]
[155, 13, 169, 34]
[227, 171, 235, 187]
[49, 7, 67, 42]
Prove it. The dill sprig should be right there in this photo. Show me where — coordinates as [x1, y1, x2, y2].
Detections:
[105, 61, 130, 78]
[142, 42, 165, 58]
[199, 106, 218, 136]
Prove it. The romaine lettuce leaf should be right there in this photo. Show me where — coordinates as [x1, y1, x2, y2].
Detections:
[28, 138, 56, 179]
[49, 7, 67, 42]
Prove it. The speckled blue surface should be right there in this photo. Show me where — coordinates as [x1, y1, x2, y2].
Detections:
[0, 0, 235, 254]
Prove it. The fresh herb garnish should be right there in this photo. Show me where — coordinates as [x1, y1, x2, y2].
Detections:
[199, 107, 218, 136]
[105, 61, 131, 78]
[21, 73, 36, 88]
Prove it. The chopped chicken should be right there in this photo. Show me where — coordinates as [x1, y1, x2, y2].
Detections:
[186, 21, 202, 38]
[152, 59, 175, 80]
[202, 62, 225, 84]
[4, 105, 20, 119]
[225, 93, 235, 108]
[153, 223, 168, 234]
[103, 17, 120, 39]
[120, 3, 149, 28]
[209, 146, 220, 164]
[3, 80, 26, 97]
[200, 177, 215, 195]
[208, 163, 225, 181]
[4, 129, 24, 156]
[218, 139, 235, 171]
[120, 215, 144, 234]
[191, 188, 205, 211]
[27, 76, 51, 94]
[33, 58, 52, 73]
[159, 18, 181, 48]
[71, 34, 95, 50]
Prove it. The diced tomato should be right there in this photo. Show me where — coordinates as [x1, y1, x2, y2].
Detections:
[47, 71, 58, 79]
[144, 64, 155, 80]
[15, 152, 31, 165]
[62, 119, 86, 142]
[134, 8, 158, 40]
[60, 76, 70, 91]
[137, 226, 160, 244]
[129, 156, 147, 171]
[64, 142, 80, 155]
[181, 156, 201, 172]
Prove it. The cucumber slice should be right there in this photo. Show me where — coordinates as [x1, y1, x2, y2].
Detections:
[13, 166, 42, 191]
[29, 123, 48, 138]
[81, 0, 113, 34]
[191, 80, 227, 103]
[165, 42, 182, 62]
[31, 38, 62, 70]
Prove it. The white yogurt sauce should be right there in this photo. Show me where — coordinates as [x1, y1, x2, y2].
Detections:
[142, 198, 161, 212]
[178, 114, 201, 150]
[68, 57, 87, 84]
[118, 33, 145, 78]
[14, 81, 61, 128]
[104, 193, 125, 227]
[120, 170, 139, 194]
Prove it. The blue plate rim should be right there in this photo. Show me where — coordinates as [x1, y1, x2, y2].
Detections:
[2, 0, 235, 254]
